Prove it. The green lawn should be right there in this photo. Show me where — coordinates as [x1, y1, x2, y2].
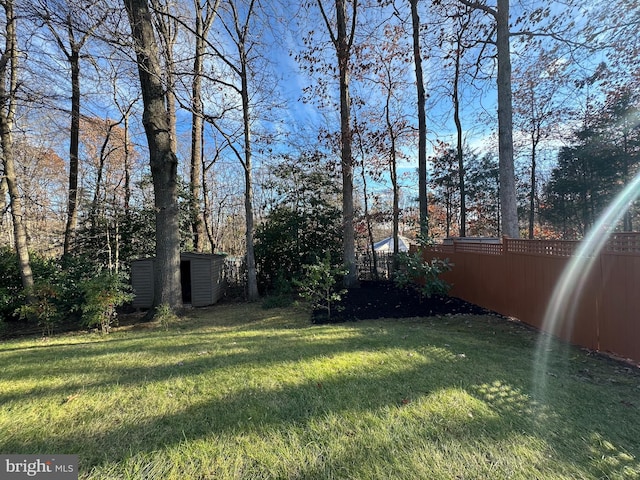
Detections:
[1, 302, 639, 479]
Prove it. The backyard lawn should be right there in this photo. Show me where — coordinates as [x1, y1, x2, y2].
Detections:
[1, 301, 639, 479]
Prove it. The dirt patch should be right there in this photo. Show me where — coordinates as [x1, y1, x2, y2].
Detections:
[313, 280, 496, 323]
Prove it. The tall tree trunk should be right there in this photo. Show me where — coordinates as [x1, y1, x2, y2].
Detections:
[1, 127, 33, 293]
[0, 174, 7, 229]
[238, 30, 259, 301]
[336, 0, 357, 287]
[384, 87, 400, 258]
[190, 0, 218, 252]
[453, 32, 466, 237]
[0, 0, 33, 293]
[34, 0, 105, 255]
[457, 0, 519, 238]
[123, 110, 131, 216]
[495, 0, 518, 238]
[125, 0, 182, 310]
[528, 126, 540, 239]
[63, 48, 81, 255]
[191, 24, 205, 252]
[150, 0, 178, 153]
[410, 0, 428, 238]
[317, 0, 357, 286]
[240, 62, 259, 301]
[202, 163, 217, 252]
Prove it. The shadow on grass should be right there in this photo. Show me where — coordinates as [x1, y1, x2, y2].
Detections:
[2, 307, 640, 479]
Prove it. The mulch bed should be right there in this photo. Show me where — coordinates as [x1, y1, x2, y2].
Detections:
[312, 280, 496, 324]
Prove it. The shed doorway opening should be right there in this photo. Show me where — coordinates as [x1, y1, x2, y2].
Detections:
[180, 260, 192, 304]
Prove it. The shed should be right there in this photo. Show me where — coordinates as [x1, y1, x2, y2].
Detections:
[131, 252, 226, 308]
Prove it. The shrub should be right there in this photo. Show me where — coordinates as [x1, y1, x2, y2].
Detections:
[0, 248, 58, 324]
[18, 281, 60, 336]
[261, 271, 294, 309]
[155, 303, 180, 331]
[1, 249, 135, 336]
[255, 204, 342, 294]
[255, 158, 343, 294]
[80, 272, 134, 334]
[295, 253, 347, 321]
[393, 251, 453, 298]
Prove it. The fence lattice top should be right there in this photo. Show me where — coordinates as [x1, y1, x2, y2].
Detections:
[430, 233, 640, 257]
[506, 239, 577, 257]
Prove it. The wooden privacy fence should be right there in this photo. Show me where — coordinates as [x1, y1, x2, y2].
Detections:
[424, 234, 640, 363]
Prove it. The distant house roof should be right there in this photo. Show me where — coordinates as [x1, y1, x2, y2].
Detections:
[373, 235, 412, 252]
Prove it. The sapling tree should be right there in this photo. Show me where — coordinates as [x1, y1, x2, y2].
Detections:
[80, 271, 133, 334]
[296, 253, 347, 322]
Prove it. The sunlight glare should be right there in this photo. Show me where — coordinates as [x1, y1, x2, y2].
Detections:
[533, 169, 640, 403]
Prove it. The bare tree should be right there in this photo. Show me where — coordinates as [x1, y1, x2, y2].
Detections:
[0, 0, 34, 293]
[356, 19, 413, 257]
[317, 0, 359, 287]
[446, 5, 476, 237]
[513, 49, 570, 238]
[456, 0, 518, 238]
[190, 0, 219, 252]
[202, 0, 262, 301]
[409, 0, 428, 237]
[30, 0, 108, 255]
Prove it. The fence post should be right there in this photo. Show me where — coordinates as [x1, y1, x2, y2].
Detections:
[502, 235, 510, 253]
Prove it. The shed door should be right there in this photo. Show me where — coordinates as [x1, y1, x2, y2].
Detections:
[190, 259, 213, 307]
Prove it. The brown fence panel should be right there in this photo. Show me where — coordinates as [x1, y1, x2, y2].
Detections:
[502, 250, 562, 330]
[432, 250, 509, 315]
[557, 256, 601, 351]
[424, 235, 640, 363]
[599, 253, 640, 360]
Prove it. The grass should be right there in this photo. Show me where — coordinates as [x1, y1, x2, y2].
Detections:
[1, 302, 640, 479]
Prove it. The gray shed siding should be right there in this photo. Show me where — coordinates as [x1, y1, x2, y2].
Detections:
[131, 259, 154, 309]
[131, 253, 225, 309]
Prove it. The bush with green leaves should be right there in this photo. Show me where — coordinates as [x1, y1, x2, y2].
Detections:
[261, 271, 295, 309]
[0, 249, 135, 336]
[0, 248, 26, 323]
[0, 248, 60, 328]
[80, 272, 133, 334]
[295, 254, 347, 321]
[255, 204, 342, 293]
[393, 252, 453, 299]
[255, 155, 343, 295]
[18, 281, 60, 336]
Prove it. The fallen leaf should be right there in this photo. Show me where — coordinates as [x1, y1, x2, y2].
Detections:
[61, 394, 80, 405]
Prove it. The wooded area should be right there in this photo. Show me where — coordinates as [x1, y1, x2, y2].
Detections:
[0, 0, 638, 324]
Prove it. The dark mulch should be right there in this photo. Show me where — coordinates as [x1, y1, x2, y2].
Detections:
[312, 280, 496, 324]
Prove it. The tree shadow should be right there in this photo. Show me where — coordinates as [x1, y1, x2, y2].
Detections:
[2, 312, 639, 478]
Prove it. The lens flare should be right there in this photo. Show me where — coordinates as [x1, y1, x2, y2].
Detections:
[533, 170, 640, 402]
